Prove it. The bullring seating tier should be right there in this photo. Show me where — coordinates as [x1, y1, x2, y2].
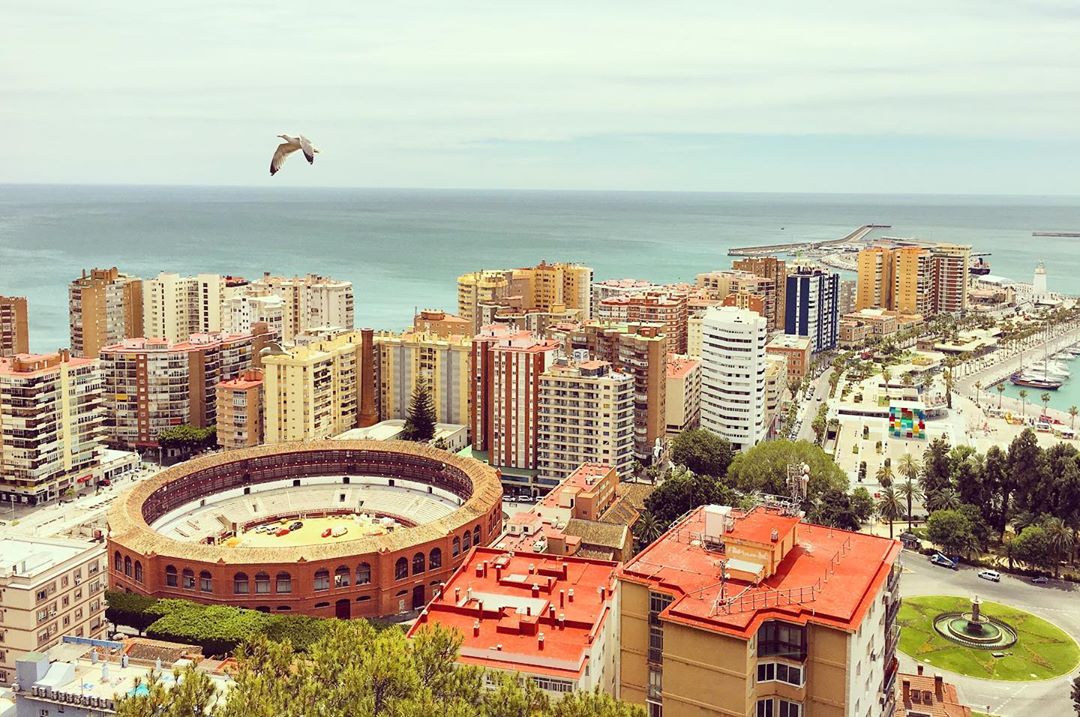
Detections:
[150, 477, 461, 544]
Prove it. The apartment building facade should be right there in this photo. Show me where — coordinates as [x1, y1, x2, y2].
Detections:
[732, 257, 788, 330]
[215, 369, 264, 450]
[247, 273, 355, 343]
[68, 267, 143, 359]
[856, 244, 969, 317]
[618, 504, 903, 717]
[536, 357, 635, 490]
[664, 355, 701, 436]
[567, 322, 668, 464]
[142, 273, 248, 343]
[469, 325, 559, 472]
[785, 266, 840, 353]
[0, 537, 108, 687]
[99, 332, 262, 448]
[700, 306, 767, 451]
[0, 296, 29, 357]
[375, 330, 471, 426]
[0, 352, 104, 506]
[261, 332, 366, 443]
[597, 292, 688, 354]
[222, 293, 285, 338]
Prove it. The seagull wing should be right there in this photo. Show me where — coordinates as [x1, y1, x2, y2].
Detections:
[270, 142, 300, 176]
[298, 135, 316, 164]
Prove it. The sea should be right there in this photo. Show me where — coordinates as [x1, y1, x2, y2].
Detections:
[3, 185, 1080, 378]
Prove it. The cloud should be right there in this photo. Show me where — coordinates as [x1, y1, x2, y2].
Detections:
[1, 0, 1078, 191]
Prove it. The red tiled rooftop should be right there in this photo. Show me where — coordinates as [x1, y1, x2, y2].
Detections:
[619, 505, 900, 639]
[408, 547, 617, 679]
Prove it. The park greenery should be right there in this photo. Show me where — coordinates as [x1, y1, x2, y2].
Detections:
[106, 591, 334, 655]
[897, 596, 1080, 681]
[115, 621, 643, 717]
[875, 430, 1080, 578]
[157, 424, 217, 462]
[402, 381, 437, 442]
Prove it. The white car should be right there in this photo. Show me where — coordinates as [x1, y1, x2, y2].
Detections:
[977, 569, 1001, 582]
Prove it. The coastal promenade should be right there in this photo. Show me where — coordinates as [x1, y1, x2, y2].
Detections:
[727, 223, 887, 257]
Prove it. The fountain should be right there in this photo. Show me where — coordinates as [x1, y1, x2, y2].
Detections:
[933, 595, 1017, 649]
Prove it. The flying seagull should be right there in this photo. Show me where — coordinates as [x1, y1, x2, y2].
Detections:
[270, 134, 319, 176]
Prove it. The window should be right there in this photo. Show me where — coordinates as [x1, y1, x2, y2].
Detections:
[412, 552, 425, 575]
[314, 569, 330, 591]
[778, 700, 801, 717]
[756, 699, 774, 717]
[357, 563, 371, 585]
[134, 561, 143, 584]
[123, 556, 132, 577]
[276, 572, 292, 593]
[473, 526, 481, 547]
[756, 662, 803, 686]
[334, 566, 350, 588]
[757, 621, 807, 660]
[255, 573, 271, 594]
[114, 552, 122, 572]
[165, 565, 178, 587]
[199, 571, 213, 593]
[234, 573, 250, 594]
[395, 558, 408, 580]
[182, 569, 195, 590]
[429, 548, 442, 570]
[647, 666, 662, 700]
[462, 530, 472, 551]
[452, 537, 460, 557]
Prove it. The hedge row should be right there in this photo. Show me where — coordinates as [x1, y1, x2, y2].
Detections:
[106, 591, 333, 656]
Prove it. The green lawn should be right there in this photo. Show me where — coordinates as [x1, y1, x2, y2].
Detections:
[898, 595, 1080, 681]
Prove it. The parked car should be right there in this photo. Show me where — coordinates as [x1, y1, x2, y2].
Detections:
[929, 553, 957, 570]
[517, 495, 534, 503]
[289, 521, 303, 531]
[977, 570, 1001, 582]
[1030, 575, 1049, 584]
[321, 528, 333, 538]
[275, 528, 290, 537]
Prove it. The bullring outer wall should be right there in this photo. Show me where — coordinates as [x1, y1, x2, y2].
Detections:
[107, 440, 503, 619]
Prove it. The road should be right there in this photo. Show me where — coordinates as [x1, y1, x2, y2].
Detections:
[794, 367, 834, 444]
[899, 552, 1080, 716]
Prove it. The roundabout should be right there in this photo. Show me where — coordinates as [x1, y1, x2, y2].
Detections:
[898, 595, 1080, 681]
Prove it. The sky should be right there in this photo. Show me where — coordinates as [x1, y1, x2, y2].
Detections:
[2, 0, 1080, 194]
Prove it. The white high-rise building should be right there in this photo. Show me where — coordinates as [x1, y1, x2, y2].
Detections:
[700, 306, 767, 451]
[143, 273, 247, 342]
[248, 273, 355, 343]
[223, 293, 286, 338]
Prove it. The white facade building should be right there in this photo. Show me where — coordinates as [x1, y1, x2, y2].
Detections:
[223, 293, 286, 338]
[700, 306, 767, 451]
[247, 274, 354, 343]
[143, 273, 247, 343]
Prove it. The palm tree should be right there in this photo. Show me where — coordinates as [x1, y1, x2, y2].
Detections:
[973, 380, 982, 407]
[902, 373, 914, 388]
[876, 487, 904, 540]
[875, 463, 894, 489]
[881, 366, 892, 389]
[921, 371, 934, 396]
[996, 382, 1005, 409]
[897, 453, 920, 485]
[1043, 517, 1074, 578]
[898, 478, 923, 533]
[926, 486, 962, 512]
[1018, 388, 1029, 418]
[943, 358, 957, 409]
[1040, 392, 1051, 420]
[633, 511, 665, 551]
[1070, 405, 1078, 430]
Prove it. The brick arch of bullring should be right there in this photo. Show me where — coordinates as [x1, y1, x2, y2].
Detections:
[107, 442, 503, 620]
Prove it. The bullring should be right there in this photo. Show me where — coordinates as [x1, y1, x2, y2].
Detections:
[107, 440, 503, 619]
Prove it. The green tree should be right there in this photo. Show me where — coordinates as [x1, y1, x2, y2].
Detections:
[943, 358, 957, 409]
[809, 488, 865, 531]
[1019, 388, 1029, 418]
[633, 510, 664, 552]
[642, 466, 735, 530]
[920, 437, 953, 497]
[726, 440, 847, 505]
[1043, 516, 1074, 578]
[670, 429, 733, 476]
[877, 486, 904, 539]
[1012, 524, 1054, 572]
[115, 665, 219, 717]
[996, 382, 1006, 409]
[927, 509, 976, 557]
[926, 486, 962, 512]
[875, 463, 894, 489]
[1070, 406, 1079, 430]
[1041, 392, 1052, 419]
[402, 381, 438, 442]
[973, 380, 981, 406]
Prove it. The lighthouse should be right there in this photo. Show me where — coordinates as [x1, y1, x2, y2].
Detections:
[1033, 262, 1048, 300]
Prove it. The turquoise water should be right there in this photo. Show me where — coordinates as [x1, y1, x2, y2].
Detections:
[995, 351, 1080, 412]
[2, 185, 1080, 352]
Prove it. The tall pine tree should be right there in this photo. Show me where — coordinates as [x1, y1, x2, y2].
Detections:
[403, 381, 437, 442]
